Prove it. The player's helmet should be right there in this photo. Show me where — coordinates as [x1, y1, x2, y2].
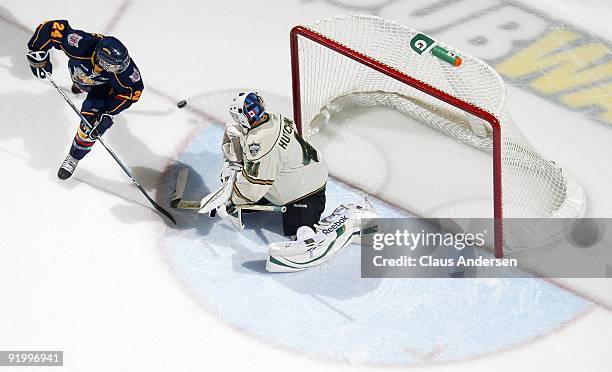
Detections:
[95, 37, 130, 73]
[229, 92, 266, 129]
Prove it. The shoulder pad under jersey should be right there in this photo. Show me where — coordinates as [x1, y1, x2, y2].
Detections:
[60, 30, 101, 61]
[243, 113, 283, 161]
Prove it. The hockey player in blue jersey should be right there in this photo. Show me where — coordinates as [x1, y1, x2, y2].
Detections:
[26, 20, 144, 180]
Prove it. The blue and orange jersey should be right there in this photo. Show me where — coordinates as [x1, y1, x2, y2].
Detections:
[28, 20, 144, 115]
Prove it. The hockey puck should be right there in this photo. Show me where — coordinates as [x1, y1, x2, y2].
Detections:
[177, 100, 187, 109]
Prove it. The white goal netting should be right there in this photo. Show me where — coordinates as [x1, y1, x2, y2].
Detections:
[292, 15, 585, 254]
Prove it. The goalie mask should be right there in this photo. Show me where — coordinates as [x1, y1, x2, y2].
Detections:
[229, 92, 266, 130]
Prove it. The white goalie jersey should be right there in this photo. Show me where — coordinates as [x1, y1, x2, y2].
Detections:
[223, 113, 328, 206]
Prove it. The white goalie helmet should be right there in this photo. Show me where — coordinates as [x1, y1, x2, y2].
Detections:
[229, 92, 267, 130]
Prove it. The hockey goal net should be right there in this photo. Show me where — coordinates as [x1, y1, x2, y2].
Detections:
[290, 15, 585, 257]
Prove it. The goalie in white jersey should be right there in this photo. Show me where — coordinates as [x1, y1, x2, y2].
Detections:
[211, 92, 378, 272]
[224, 92, 328, 237]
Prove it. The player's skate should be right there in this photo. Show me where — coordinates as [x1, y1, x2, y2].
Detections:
[266, 201, 379, 272]
[57, 154, 79, 180]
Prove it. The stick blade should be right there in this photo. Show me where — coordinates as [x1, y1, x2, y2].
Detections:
[153, 201, 177, 225]
[171, 168, 189, 209]
[177, 200, 201, 209]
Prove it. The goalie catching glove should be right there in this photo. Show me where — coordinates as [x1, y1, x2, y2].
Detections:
[266, 202, 379, 272]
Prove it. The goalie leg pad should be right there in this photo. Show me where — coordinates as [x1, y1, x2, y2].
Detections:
[266, 202, 379, 272]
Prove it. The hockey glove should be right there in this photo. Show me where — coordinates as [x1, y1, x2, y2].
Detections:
[26, 50, 52, 79]
[222, 124, 244, 163]
[214, 201, 243, 230]
[90, 114, 114, 139]
[219, 161, 242, 183]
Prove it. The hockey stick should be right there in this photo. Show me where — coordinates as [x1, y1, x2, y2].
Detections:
[45, 73, 176, 225]
[170, 168, 190, 208]
[218, 204, 287, 231]
[173, 201, 286, 213]
[238, 205, 287, 213]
